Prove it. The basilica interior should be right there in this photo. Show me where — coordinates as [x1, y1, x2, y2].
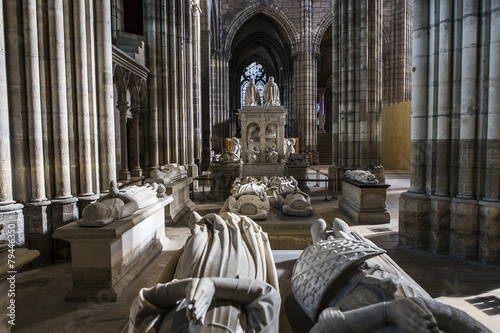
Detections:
[0, 0, 499, 332]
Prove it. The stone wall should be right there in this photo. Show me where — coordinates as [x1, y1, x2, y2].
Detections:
[400, 0, 500, 265]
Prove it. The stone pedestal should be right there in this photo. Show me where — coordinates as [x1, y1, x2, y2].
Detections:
[399, 192, 431, 250]
[209, 162, 242, 196]
[242, 163, 285, 178]
[450, 197, 479, 260]
[478, 200, 500, 265]
[1, 248, 39, 332]
[51, 197, 79, 261]
[0, 204, 25, 246]
[24, 201, 52, 266]
[285, 163, 309, 191]
[430, 195, 451, 255]
[339, 178, 390, 224]
[52, 197, 172, 302]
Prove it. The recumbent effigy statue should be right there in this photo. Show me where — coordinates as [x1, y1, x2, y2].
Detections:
[126, 212, 280, 333]
[289, 218, 492, 333]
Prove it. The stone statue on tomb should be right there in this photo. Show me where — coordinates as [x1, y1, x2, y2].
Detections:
[150, 163, 188, 183]
[230, 137, 241, 159]
[274, 185, 313, 217]
[247, 139, 260, 163]
[79, 181, 139, 227]
[244, 77, 261, 106]
[227, 177, 270, 220]
[263, 76, 280, 106]
[344, 169, 378, 184]
[127, 212, 280, 333]
[284, 138, 296, 162]
[266, 139, 279, 164]
[290, 218, 492, 333]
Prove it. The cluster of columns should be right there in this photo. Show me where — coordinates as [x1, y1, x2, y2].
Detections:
[0, 0, 116, 264]
[149, 0, 200, 174]
[382, 0, 413, 107]
[294, 0, 319, 153]
[400, 0, 500, 264]
[330, 0, 384, 178]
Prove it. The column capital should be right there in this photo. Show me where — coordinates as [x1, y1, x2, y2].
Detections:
[130, 104, 141, 117]
[116, 101, 129, 113]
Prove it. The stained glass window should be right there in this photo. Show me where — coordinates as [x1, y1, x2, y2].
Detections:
[240, 62, 266, 106]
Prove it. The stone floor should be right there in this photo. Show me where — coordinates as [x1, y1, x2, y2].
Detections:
[11, 168, 500, 332]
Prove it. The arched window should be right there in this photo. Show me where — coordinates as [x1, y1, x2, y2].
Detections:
[240, 62, 266, 106]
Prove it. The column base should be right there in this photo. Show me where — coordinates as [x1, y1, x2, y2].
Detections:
[119, 170, 131, 180]
[429, 195, 451, 255]
[51, 197, 78, 262]
[399, 192, 430, 250]
[0, 203, 24, 246]
[25, 201, 52, 266]
[450, 197, 479, 260]
[131, 168, 143, 177]
[478, 200, 500, 265]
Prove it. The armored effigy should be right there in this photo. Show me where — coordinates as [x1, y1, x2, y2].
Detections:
[291, 218, 492, 333]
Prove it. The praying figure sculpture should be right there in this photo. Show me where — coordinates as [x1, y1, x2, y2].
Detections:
[263, 76, 280, 106]
[244, 77, 261, 106]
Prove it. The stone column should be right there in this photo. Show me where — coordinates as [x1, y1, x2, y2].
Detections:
[85, 0, 100, 195]
[450, 0, 480, 260]
[479, 0, 500, 264]
[96, 0, 117, 191]
[178, 0, 188, 166]
[429, 0, 452, 254]
[0, 0, 24, 249]
[399, 0, 431, 250]
[331, 0, 383, 178]
[192, 0, 202, 165]
[130, 105, 142, 177]
[74, 0, 98, 209]
[48, 0, 78, 261]
[186, 0, 198, 185]
[169, 0, 179, 164]
[117, 101, 131, 180]
[21, 0, 52, 263]
[146, 0, 159, 174]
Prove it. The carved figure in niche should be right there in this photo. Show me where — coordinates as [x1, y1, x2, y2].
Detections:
[284, 138, 296, 161]
[344, 169, 378, 184]
[263, 76, 280, 106]
[265, 125, 277, 138]
[244, 77, 261, 106]
[266, 139, 279, 164]
[274, 181, 313, 217]
[247, 139, 260, 163]
[150, 163, 188, 183]
[127, 212, 280, 333]
[289, 218, 491, 333]
[79, 181, 139, 227]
